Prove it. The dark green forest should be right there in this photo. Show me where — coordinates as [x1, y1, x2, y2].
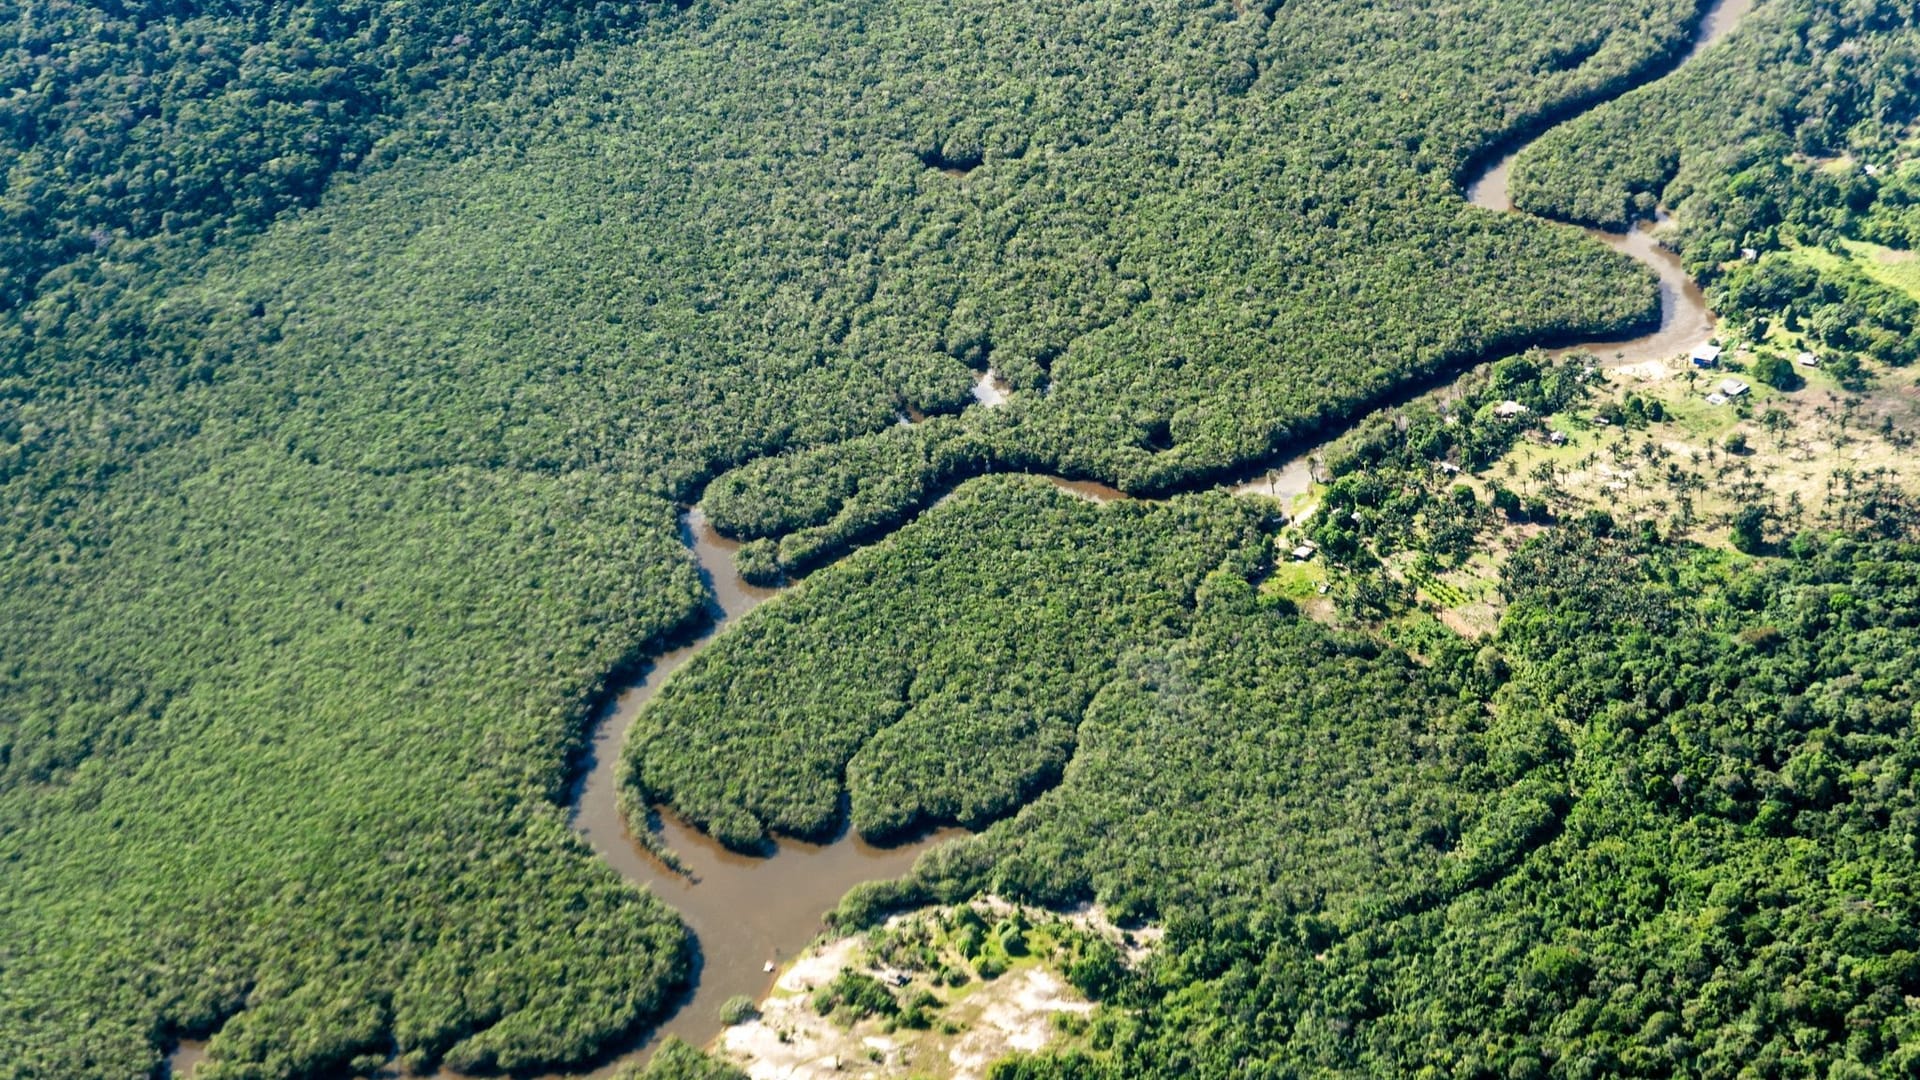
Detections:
[6, 0, 1920, 1075]
[626, 480, 1276, 850]
[1512, 0, 1920, 236]
[0, 0, 676, 316]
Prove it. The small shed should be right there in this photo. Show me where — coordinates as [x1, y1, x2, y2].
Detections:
[1548, 430, 1568, 445]
[1705, 392, 1728, 406]
[1797, 351, 1821, 368]
[1690, 344, 1723, 369]
[1718, 377, 1750, 399]
[1494, 400, 1530, 419]
[1741, 247, 1760, 263]
[1292, 545, 1316, 562]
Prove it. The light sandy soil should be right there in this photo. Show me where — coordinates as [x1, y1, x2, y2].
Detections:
[1498, 355, 1920, 545]
[721, 936, 873, 1079]
[718, 899, 1152, 1080]
[1613, 359, 1675, 383]
[1363, 342, 1920, 638]
[1436, 602, 1498, 639]
[945, 969, 1093, 1080]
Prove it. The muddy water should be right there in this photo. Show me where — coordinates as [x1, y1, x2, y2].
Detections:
[971, 369, 1012, 407]
[1469, 156, 1716, 364]
[164, 1041, 206, 1078]
[568, 511, 776, 887]
[1217, 0, 1756, 501]
[533, 512, 959, 1076]
[1229, 455, 1318, 504]
[1465, 0, 1752, 365]
[165, 516, 958, 1080]
[1681, 0, 1756, 60]
[567, 3, 1757, 1067]
[1467, 164, 1717, 365]
[1044, 477, 1129, 503]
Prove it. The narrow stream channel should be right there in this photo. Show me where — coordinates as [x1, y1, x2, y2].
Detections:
[168, 2, 1749, 1076]
[1235, 0, 1751, 494]
[1463, 0, 1752, 366]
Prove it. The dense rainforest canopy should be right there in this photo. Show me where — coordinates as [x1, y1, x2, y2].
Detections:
[4, 0, 1919, 1075]
[650, 478, 1920, 1078]
[0, 0, 677, 314]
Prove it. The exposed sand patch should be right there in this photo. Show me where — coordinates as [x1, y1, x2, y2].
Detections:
[776, 937, 860, 995]
[946, 969, 1092, 1080]
[1065, 904, 1162, 966]
[723, 938, 870, 1079]
[719, 898, 1152, 1080]
[1615, 359, 1673, 382]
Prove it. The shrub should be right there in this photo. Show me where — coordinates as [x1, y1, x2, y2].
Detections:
[812, 971, 898, 1023]
[718, 995, 760, 1026]
[1754, 353, 1802, 391]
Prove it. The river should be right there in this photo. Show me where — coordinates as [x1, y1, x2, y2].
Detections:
[1234, 0, 1748, 493]
[168, 0, 1747, 1075]
[1463, 0, 1751, 367]
[472, 513, 961, 1078]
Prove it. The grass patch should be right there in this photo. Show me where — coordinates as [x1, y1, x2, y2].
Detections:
[1262, 559, 1329, 602]
[1783, 237, 1920, 303]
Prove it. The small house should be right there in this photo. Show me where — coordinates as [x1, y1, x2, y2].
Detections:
[1292, 545, 1316, 562]
[1741, 247, 1760, 263]
[1548, 430, 1568, 445]
[1494, 400, 1530, 419]
[1797, 351, 1820, 368]
[1690, 344, 1723, 369]
[1718, 377, 1750, 399]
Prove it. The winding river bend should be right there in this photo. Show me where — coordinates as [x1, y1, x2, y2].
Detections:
[168, 2, 1747, 1077]
[1237, 0, 1748, 493]
[1462, 0, 1750, 366]
[542, 513, 964, 1076]
[555, 0, 1752, 1053]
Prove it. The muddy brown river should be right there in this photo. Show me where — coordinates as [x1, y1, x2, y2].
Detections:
[576, 0, 1755, 1044]
[537, 511, 962, 1076]
[1463, 0, 1752, 366]
[1235, 0, 1750, 493]
[169, 1, 1750, 1076]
